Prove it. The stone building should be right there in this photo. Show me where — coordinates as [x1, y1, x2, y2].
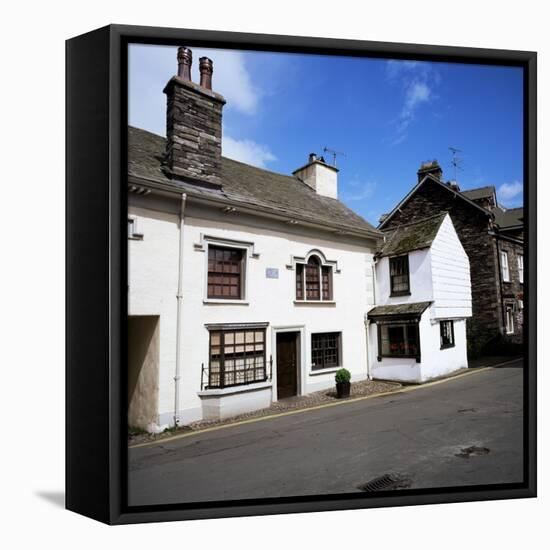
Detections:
[378, 161, 524, 356]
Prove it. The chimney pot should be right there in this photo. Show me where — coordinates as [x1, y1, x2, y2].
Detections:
[309, 153, 317, 163]
[177, 47, 192, 81]
[199, 57, 214, 90]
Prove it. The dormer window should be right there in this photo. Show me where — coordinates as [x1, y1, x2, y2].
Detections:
[295, 253, 334, 302]
[390, 255, 410, 296]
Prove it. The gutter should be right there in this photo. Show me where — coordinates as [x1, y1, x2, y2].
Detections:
[174, 193, 187, 426]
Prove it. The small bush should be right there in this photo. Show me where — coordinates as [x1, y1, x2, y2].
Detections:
[335, 368, 351, 384]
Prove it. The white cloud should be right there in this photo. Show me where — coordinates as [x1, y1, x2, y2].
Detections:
[341, 180, 377, 202]
[223, 136, 276, 168]
[386, 60, 438, 145]
[498, 181, 523, 206]
[192, 49, 260, 115]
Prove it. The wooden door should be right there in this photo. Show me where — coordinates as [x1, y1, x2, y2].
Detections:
[276, 332, 298, 399]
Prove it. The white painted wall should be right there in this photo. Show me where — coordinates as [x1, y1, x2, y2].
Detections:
[375, 248, 433, 305]
[369, 312, 469, 383]
[128, 206, 180, 424]
[128, 200, 376, 425]
[430, 215, 472, 319]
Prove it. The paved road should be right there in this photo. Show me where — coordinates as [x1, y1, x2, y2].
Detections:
[128, 363, 523, 506]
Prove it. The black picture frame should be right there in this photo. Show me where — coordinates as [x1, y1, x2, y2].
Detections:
[66, 24, 537, 525]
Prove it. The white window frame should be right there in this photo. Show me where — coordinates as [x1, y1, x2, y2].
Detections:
[292, 249, 338, 304]
[127, 216, 143, 240]
[518, 254, 524, 284]
[202, 237, 254, 305]
[501, 250, 510, 282]
[505, 304, 515, 334]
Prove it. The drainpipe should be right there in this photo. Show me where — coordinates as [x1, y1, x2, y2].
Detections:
[365, 257, 378, 380]
[174, 193, 187, 426]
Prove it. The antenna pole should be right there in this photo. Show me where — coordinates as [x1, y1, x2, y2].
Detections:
[323, 146, 346, 167]
[449, 146, 462, 182]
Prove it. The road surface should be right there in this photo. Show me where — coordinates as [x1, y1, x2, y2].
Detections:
[128, 362, 523, 506]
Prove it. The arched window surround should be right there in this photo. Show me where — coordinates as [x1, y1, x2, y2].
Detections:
[289, 249, 339, 303]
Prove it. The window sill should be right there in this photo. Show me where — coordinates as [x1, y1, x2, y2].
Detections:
[294, 300, 336, 306]
[440, 344, 455, 350]
[203, 299, 249, 305]
[198, 381, 272, 397]
[390, 291, 411, 297]
[309, 366, 341, 376]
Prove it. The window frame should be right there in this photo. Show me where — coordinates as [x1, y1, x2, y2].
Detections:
[294, 253, 335, 302]
[377, 320, 421, 362]
[204, 241, 250, 303]
[311, 332, 342, 371]
[389, 254, 411, 297]
[505, 304, 515, 334]
[439, 320, 455, 350]
[207, 326, 267, 389]
[501, 250, 510, 282]
[518, 254, 524, 284]
[127, 216, 143, 240]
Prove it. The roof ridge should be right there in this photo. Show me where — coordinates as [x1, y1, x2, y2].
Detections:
[382, 211, 447, 231]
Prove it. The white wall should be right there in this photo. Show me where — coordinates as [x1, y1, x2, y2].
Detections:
[129, 201, 376, 424]
[430, 215, 472, 319]
[128, 206, 180, 424]
[375, 248, 433, 305]
[369, 312, 469, 383]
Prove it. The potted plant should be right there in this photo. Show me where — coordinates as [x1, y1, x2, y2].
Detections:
[335, 368, 351, 398]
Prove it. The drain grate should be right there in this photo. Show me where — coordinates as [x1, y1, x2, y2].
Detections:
[358, 473, 412, 492]
[455, 445, 490, 459]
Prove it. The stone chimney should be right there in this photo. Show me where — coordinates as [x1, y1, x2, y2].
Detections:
[417, 160, 443, 183]
[163, 47, 226, 186]
[293, 154, 339, 199]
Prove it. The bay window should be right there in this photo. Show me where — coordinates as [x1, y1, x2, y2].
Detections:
[208, 327, 267, 388]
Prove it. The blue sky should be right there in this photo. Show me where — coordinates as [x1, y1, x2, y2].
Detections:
[129, 44, 524, 224]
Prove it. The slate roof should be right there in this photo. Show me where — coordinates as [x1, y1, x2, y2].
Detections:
[493, 206, 524, 230]
[377, 213, 447, 257]
[367, 301, 432, 319]
[128, 126, 380, 237]
[461, 186, 496, 201]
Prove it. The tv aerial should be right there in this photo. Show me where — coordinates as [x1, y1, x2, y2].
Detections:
[449, 146, 463, 182]
[323, 146, 346, 166]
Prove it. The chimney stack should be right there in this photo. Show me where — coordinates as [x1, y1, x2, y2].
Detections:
[293, 153, 339, 199]
[199, 57, 213, 90]
[417, 160, 443, 183]
[163, 47, 226, 186]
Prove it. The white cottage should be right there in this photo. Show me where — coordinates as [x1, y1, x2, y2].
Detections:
[367, 213, 472, 383]
[127, 48, 381, 431]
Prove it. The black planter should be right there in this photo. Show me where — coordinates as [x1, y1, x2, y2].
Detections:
[336, 381, 351, 398]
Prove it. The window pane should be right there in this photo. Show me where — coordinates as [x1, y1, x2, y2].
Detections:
[380, 323, 419, 357]
[207, 245, 243, 299]
[306, 256, 321, 300]
[311, 332, 341, 370]
[296, 264, 304, 300]
[322, 266, 333, 300]
[390, 256, 410, 294]
[208, 328, 267, 387]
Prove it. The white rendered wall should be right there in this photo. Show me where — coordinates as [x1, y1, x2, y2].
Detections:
[128, 206, 180, 426]
[128, 201, 376, 425]
[430, 215, 472, 319]
[375, 248, 433, 306]
[369, 311, 468, 383]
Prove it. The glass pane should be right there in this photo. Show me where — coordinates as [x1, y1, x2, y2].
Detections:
[210, 332, 221, 345]
[235, 332, 245, 344]
[255, 331, 264, 342]
[225, 332, 234, 344]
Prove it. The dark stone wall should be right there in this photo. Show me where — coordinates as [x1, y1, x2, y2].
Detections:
[497, 239, 524, 345]
[163, 77, 225, 186]
[383, 178, 517, 355]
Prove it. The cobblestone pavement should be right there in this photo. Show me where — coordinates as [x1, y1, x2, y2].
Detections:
[128, 378, 402, 446]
